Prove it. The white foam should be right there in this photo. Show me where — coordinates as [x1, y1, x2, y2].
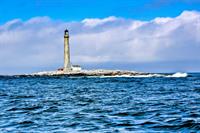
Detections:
[166, 72, 188, 78]
[99, 72, 188, 78]
[132, 74, 163, 78]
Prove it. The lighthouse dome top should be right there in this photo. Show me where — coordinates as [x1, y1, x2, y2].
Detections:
[64, 29, 69, 36]
[64, 29, 69, 33]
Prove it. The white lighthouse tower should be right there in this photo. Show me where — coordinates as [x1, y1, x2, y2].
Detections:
[63, 29, 81, 72]
[64, 29, 71, 72]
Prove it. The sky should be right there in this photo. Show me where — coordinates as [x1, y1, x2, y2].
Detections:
[0, 0, 200, 74]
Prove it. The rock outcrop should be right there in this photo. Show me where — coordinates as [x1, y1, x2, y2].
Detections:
[31, 69, 148, 77]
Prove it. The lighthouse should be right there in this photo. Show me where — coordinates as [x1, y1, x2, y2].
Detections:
[64, 29, 71, 72]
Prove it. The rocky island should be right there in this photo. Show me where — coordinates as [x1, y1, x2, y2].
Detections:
[31, 69, 148, 77]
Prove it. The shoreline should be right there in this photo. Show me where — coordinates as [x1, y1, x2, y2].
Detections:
[0, 70, 187, 78]
[30, 69, 148, 77]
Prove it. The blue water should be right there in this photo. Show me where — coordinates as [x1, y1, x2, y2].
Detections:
[0, 73, 200, 132]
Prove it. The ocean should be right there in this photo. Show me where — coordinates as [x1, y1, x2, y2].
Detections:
[0, 73, 200, 132]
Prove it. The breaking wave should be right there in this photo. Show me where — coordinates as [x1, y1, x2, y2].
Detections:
[166, 72, 188, 78]
[100, 72, 188, 78]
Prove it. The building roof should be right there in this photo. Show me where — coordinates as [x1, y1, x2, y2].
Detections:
[72, 65, 81, 67]
[64, 29, 68, 33]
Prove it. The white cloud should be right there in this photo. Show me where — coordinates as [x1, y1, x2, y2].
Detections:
[153, 17, 172, 24]
[0, 10, 200, 74]
[82, 16, 117, 27]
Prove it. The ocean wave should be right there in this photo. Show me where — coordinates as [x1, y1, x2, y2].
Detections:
[166, 72, 188, 78]
[100, 72, 188, 78]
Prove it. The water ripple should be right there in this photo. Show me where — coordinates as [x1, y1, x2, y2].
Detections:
[0, 74, 200, 132]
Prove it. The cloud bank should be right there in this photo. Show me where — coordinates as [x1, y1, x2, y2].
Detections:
[0, 11, 200, 74]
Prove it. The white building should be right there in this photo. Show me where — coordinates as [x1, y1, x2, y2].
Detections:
[71, 65, 82, 71]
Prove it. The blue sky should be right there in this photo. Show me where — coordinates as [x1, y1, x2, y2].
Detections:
[1, 0, 200, 23]
[1, 0, 200, 74]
